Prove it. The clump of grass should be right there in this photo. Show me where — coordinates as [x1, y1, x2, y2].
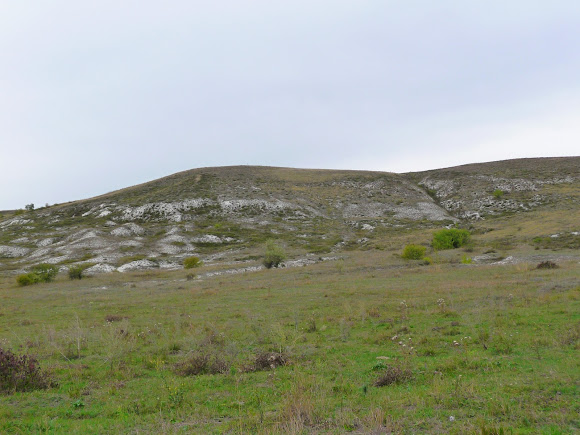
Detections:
[373, 364, 413, 387]
[174, 352, 229, 376]
[401, 244, 426, 260]
[0, 347, 53, 394]
[536, 261, 558, 269]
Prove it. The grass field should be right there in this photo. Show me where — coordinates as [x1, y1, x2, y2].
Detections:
[1, 248, 579, 434]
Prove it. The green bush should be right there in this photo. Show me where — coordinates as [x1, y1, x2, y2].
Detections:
[183, 256, 203, 269]
[263, 240, 286, 269]
[68, 265, 88, 280]
[432, 229, 471, 251]
[16, 274, 38, 287]
[401, 244, 426, 260]
[493, 189, 504, 199]
[30, 264, 58, 283]
[16, 264, 58, 286]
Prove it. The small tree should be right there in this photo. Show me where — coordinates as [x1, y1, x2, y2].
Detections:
[25, 204, 35, 212]
[263, 240, 286, 269]
[401, 244, 426, 260]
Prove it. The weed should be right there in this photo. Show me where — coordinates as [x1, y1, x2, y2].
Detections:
[250, 352, 288, 371]
[0, 347, 53, 394]
[373, 364, 413, 387]
[536, 261, 558, 269]
[174, 352, 229, 376]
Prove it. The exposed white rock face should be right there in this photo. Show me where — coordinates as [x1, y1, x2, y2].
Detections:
[0, 218, 32, 228]
[111, 227, 132, 236]
[85, 263, 117, 275]
[0, 245, 31, 257]
[159, 261, 180, 270]
[191, 235, 235, 244]
[343, 201, 453, 221]
[111, 223, 144, 236]
[37, 238, 55, 247]
[12, 237, 30, 244]
[117, 259, 158, 272]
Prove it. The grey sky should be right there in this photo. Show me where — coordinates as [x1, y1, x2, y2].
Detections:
[1, 1, 579, 210]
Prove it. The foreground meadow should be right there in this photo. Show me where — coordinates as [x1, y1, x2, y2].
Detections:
[0, 251, 579, 434]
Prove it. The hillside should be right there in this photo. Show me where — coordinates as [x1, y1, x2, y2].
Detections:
[0, 157, 578, 274]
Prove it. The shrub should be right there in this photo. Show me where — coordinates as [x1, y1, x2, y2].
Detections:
[30, 264, 58, 283]
[183, 256, 203, 269]
[0, 347, 53, 394]
[401, 244, 426, 260]
[263, 240, 286, 269]
[432, 229, 471, 251]
[16, 264, 58, 286]
[16, 274, 38, 287]
[461, 255, 473, 264]
[68, 265, 87, 280]
[493, 189, 504, 199]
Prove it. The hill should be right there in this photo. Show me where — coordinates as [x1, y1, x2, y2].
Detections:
[0, 157, 578, 274]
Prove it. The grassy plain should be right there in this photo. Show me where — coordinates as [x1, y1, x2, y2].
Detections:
[1, 247, 579, 434]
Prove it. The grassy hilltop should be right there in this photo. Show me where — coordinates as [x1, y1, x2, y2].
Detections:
[0, 157, 579, 433]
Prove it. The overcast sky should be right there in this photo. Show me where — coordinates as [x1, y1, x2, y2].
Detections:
[1, 1, 579, 210]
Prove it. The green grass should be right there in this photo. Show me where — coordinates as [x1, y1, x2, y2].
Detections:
[1, 251, 579, 434]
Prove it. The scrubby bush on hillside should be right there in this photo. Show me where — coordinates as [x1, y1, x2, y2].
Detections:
[16, 264, 59, 286]
[16, 274, 37, 287]
[183, 256, 203, 269]
[68, 264, 90, 280]
[31, 264, 58, 282]
[263, 240, 286, 269]
[401, 244, 426, 260]
[0, 347, 53, 394]
[432, 229, 471, 251]
[493, 189, 504, 199]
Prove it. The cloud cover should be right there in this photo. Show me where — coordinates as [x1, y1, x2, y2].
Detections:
[1, 1, 579, 209]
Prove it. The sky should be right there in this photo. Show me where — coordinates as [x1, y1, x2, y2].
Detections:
[1, 1, 579, 210]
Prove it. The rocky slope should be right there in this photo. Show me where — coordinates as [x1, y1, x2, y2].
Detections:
[1, 158, 578, 274]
